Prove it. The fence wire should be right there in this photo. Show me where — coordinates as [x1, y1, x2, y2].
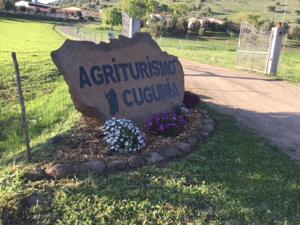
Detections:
[56, 25, 110, 43]
[0, 51, 74, 160]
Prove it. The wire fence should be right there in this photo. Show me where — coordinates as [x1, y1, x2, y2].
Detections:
[0, 50, 75, 162]
[56, 25, 111, 43]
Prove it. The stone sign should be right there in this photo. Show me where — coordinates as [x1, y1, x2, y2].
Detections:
[51, 33, 184, 123]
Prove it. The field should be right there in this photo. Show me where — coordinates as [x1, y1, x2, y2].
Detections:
[0, 18, 79, 164]
[159, 35, 300, 83]
[1, 17, 300, 224]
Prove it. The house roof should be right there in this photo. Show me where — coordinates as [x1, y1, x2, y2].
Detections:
[62, 7, 81, 12]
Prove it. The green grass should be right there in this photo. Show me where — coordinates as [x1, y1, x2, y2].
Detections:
[154, 34, 300, 84]
[0, 18, 79, 164]
[1, 105, 300, 224]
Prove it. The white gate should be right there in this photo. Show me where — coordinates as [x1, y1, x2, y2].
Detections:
[236, 22, 272, 73]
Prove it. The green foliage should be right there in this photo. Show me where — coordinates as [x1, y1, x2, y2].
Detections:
[267, 5, 276, 12]
[4, 0, 14, 11]
[170, 3, 188, 17]
[149, 20, 167, 37]
[189, 20, 202, 33]
[259, 19, 275, 32]
[122, 0, 159, 20]
[288, 24, 300, 40]
[103, 7, 122, 27]
[149, 16, 188, 36]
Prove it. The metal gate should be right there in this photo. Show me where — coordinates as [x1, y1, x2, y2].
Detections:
[236, 21, 272, 73]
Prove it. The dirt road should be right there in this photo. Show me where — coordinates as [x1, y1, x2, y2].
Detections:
[182, 59, 300, 161]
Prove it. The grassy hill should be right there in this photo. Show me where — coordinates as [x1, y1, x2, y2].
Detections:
[51, 0, 300, 23]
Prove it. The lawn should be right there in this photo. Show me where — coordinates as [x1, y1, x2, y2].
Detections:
[1, 104, 300, 224]
[156, 34, 300, 84]
[1, 17, 300, 224]
[0, 17, 79, 164]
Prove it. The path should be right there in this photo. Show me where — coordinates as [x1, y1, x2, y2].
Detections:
[182, 59, 300, 161]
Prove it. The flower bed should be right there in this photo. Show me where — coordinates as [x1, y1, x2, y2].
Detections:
[41, 108, 215, 179]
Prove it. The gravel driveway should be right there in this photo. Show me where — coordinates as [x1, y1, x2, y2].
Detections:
[182, 59, 300, 161]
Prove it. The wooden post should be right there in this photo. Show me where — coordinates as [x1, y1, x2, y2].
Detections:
[12, 52, 32, 161]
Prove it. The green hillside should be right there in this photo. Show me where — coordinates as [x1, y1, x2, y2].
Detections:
[51, 0, 300, 22]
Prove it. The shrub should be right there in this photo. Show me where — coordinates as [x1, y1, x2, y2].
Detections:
[296, 10, 300, 16]
[103, 7, 122, 27]
[102, 118, 145, 153]
[4, 0, 14, 11]
[189, 20, 202, 33]
[260, 20, 275, 32]
[88, 16, 95, 21]
[183, 91, 200, 109]
[19, 6, 26, 12]
[288, 25, 300, 40]
[149, 20, 167, 37]
[198, 27, 206, 36]
[267, 5, 276, 12]
[176, 17, 188, 34]
[165, 16, 188, 34]
[146, 112, 188, 136]
[296, 18, 300, 24]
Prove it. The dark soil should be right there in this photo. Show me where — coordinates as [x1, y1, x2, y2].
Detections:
[56, 110, 203, 163]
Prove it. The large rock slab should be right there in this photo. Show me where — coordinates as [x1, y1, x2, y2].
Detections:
[51, 33, 184, 123]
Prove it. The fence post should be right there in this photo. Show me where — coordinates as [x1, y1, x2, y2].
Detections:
[12, 52, 32, 161]
[266, 25, 285, 75]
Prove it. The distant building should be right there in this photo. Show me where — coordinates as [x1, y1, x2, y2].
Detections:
[0, 0, 5, 10]
[62, 7, 82, 17]
[13, 1, 99, 20]
[14, 1, 80, 18]
[15, 1, 57, 15]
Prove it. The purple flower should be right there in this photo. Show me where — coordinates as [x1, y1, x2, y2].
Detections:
[183, 91, 200, 109]
[145, 111, 188, 137]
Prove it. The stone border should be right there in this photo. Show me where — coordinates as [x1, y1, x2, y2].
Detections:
[27, 110, 215, 180]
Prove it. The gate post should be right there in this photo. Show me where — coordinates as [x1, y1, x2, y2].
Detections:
[266, 25, 285, 75]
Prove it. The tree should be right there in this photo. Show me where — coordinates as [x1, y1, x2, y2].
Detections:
[122, 0, 159, 20]
[267, 5, 276, 12]
[103, 7, 122, 28]
[288, 25, 300, 40]
[4, 0, 15, 11]
[170, 3, 188, 17]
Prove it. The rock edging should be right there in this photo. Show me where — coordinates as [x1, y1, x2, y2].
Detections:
[41, 109, 215, 179]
